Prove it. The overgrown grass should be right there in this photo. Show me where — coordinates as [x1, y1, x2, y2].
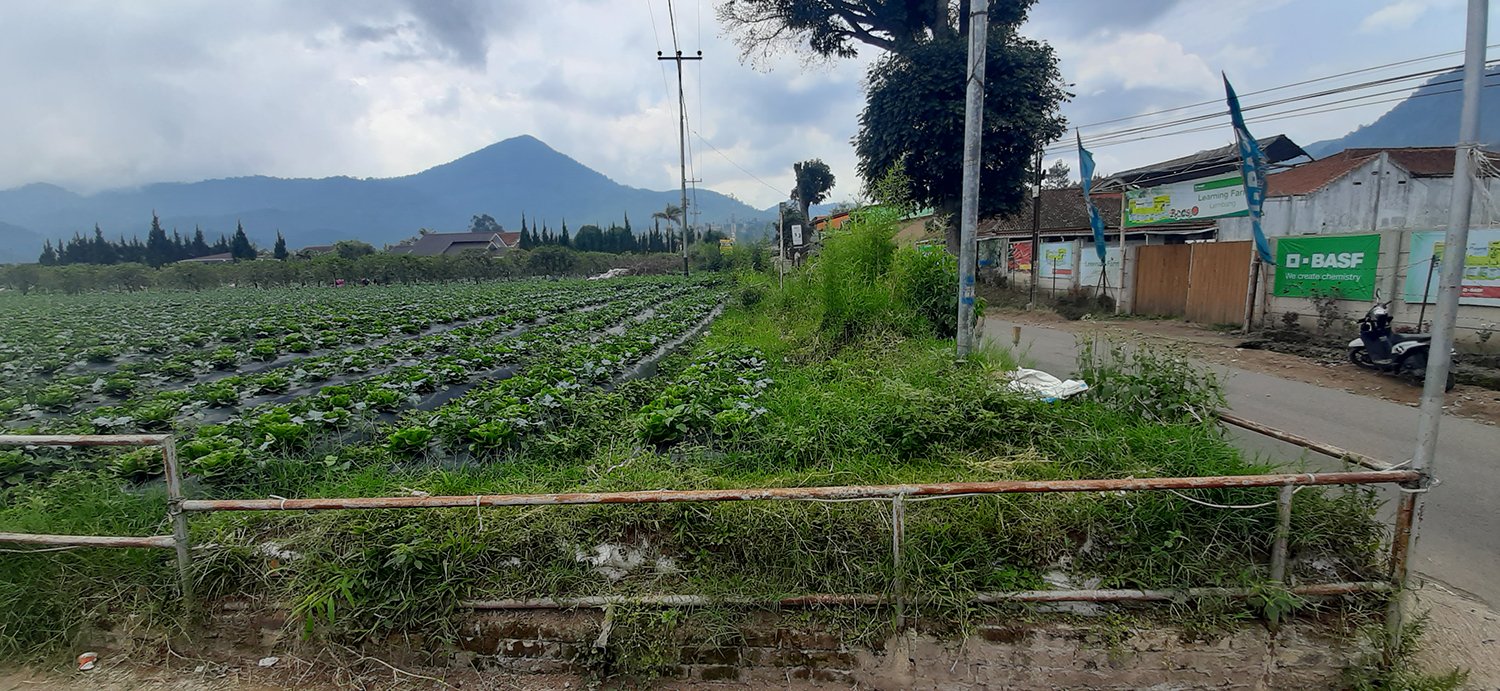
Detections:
[0, 260, 1389, 673]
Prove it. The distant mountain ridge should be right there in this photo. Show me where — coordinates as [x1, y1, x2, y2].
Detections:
[0, 135, 775, 263]
[1303, 66, 1500, 159]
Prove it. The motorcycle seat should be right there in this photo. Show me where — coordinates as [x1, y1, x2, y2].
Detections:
[1391, 332, 1431, 343]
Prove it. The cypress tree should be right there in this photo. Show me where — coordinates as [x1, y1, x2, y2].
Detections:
[560, 220, 571, 248]
[145, 212, 172, 267]
[92, 224, 116, 264]
[230, 221, 255, 261]
[39, 240, 57, 265]
[273, 231, 289, 260]
[191, 227, 211, 257]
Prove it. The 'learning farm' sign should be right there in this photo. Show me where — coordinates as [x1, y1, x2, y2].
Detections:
[1123, 172, 1249, 228]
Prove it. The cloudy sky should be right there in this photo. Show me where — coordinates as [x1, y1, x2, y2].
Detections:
[0, 0, 1493, 209]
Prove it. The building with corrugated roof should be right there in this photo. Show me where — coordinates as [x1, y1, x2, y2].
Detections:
[387, 231, 522, 256]
[1217, 146, 1500, 241]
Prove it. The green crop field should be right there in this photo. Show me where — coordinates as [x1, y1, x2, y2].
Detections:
[0, 230, 1390, 674]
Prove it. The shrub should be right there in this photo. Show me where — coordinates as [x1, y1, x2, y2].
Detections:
[1077, 337, 1225, 425]
[891, 245, 958, 337]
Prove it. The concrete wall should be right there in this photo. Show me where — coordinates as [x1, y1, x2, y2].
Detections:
[1211, 160, 1500, 346]
[440, 614, 1366, 689]
[1255, 230, 1500, 348]
[984, 237, 1142, 312]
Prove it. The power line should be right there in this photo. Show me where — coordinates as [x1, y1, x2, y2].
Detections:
[1062, 78, 1500, 155]
[1064, 60, 1495, 151]
[692, 130, 783, 196]
[1074, 44, 1499, 131]
[643, 1, 673, 97]
[1045, 62, 1500, 156]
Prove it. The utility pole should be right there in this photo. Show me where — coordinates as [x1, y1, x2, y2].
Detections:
[1388, 0, 1487, 659]
[1028, 147, 1042, 308]
[955, 0, 989, 360]
[659, 49, 701, 276]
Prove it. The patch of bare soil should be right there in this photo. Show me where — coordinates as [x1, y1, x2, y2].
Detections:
[1410, 580, 1500, 688]
[990, 309, 1500, 427]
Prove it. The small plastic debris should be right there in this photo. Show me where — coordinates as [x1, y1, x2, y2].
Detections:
[77, 652, 98, 671]
[257, 656, 280, 668]
[1004, 368, 1088, 402]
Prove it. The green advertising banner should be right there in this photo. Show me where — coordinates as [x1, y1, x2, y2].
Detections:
[1123, 172, 1249, 228]
[1273, 234, 1381, 299]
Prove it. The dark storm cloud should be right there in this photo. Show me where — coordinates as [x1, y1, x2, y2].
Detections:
[399, 0, 495, 67]
[329, 0, 522, 68]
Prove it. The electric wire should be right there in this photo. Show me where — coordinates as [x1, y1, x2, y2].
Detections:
[1074, 44, 1500, 131]
[692, 129, 783, 196]
[1046, 61, 1500, 155]
[1061, 78, 1500, 156]
[1045, 70, 1500, 157]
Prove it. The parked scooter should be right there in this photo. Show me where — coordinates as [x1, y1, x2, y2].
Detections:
[1347, 302, 1456, 391]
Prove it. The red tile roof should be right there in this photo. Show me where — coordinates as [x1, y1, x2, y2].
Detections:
[979, 188, 1123, 237]
[1265, 151, 1377, 197]
[1267, 147, 1500, 197]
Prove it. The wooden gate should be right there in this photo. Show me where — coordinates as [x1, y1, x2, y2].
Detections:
[1184, 241, 1252, 325]
[1132, 245, 1192, 317]
[1130, 241, 1252, 323]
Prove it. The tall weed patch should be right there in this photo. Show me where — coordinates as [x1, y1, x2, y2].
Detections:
[1077, 337, 1226, 425]
[778, 204, 961, 344]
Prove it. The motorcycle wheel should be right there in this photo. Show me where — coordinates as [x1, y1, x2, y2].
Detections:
[1349, 346, 1376, 370]
[1398, 352, 1458, 392]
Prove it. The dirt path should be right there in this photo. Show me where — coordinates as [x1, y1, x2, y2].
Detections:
[988, 310, 1500, 426]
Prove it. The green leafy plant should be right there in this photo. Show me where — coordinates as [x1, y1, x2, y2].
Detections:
[387, 426, 435, 454]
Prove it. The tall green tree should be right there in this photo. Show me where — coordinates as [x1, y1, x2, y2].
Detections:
[791, 159, 836, 222]
[856, 29, 1066, 249]
[718, 0, 1036, 62]
[190, 227, 211, 257]
[559, 220, 571, 248]
[273, 231, 289, 260]
[229, 221, 256, 261]
[145, 213, 172, 267]
[722, 0, 1066, 251]
[38, 240, 57, 265]
[470, 214, 503, 234]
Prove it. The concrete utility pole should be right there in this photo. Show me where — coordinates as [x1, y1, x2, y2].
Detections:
[658, 49, 701, 276]
[1028, 147, 1042, 308]
[1389, 0, 1488, 655]
[955, 0, 989, 360]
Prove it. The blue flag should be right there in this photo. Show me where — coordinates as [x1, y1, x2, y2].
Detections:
[1076, 132, 1108, 263]
[1223, 74, 1275, 265]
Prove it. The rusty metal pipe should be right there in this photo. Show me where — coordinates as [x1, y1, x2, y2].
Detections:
[180, 470, 1417, 513]
[1217, 413, 1392, 472]
[0, 532, 177, 549]
[0, 434, 171, 447]
[456, 582, 1390, 610]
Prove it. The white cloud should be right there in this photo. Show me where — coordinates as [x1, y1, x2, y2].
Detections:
[1058, 32, 1216, 96]
[1360, 0, 1459, 33]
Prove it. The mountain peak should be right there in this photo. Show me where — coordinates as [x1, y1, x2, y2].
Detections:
[0, 135, 775, 259]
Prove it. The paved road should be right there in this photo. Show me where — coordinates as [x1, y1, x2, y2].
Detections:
[984, 317, 1500, 607]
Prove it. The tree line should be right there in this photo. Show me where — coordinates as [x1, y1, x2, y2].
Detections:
[40, 214, 262, 267]
[467, 210, 718, 255]
[2, 239, 768, 295]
